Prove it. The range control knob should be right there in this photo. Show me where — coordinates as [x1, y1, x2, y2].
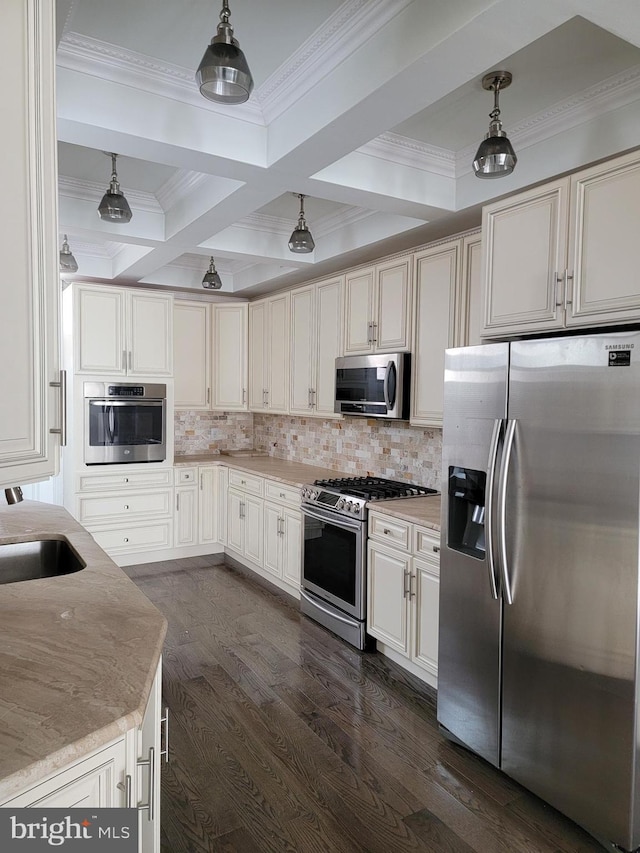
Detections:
[337, 498, 345, 509]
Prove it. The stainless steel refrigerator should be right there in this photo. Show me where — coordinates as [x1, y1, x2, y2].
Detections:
[438, 330, 640, 852]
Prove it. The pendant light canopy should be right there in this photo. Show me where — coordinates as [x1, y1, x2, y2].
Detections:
[473, 71, 517, 179]
[98, 153, 133, 222]
[202, 256, 222, 289]
[196, 0, 253, 105]
[59, 234, 78, 273]
[288, 194, 315, 254]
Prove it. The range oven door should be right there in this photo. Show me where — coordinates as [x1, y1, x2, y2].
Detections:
[85, 398, 166, 464]
[301, 503, 365, 620]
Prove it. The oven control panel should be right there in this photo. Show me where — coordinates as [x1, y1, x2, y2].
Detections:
[301, 486, 367, 520]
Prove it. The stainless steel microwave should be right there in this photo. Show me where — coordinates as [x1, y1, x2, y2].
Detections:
[334, 352, 411, 420]
[84, 382, 167, 464]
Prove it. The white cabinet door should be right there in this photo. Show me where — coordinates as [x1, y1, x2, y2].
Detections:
[263, 502, 282, 578]
[76, 284, 126, 374]
[128, 292, 173, 376]
[457, 234, 483, 347]
[0, 0, 60, 489]
[198, 466, 218, 546]
[211, 303, 248, 410]
[137, 658, 162, 853]
[282, 507, 302, 590]
[174, 302, 210, 409]
[411, 242, 458, 428]
[227, 489, 244, 553]
[567, 151, 640, 326]
[412, 558, 439, 678]
[175, 486, 197, 547]
[267, 292, 290, 413]
[290, 286, 316, 416]
[367, 541, 410, 656]
[244, 495, 264, 565]
[376, 257, 412, 352]
[248, 300, 267, 411]
[344, 267, 375, 354]
[315, 277, 343, 418]
[482, 179, 569, 338]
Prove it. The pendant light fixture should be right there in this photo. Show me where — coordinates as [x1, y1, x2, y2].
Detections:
[196, 0, 253, 105]
[473, 71, 517, 179]
[202, 256, 222, 289]
[59, 235, 78, 273]
[288, 194, 315, 254]
[98, 153, 133, 222]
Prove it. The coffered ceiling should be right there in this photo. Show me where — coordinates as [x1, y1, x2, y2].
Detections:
[56, 0, 640, 297]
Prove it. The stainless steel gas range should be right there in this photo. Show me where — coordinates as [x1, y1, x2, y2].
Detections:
[300, 476, 437, 649]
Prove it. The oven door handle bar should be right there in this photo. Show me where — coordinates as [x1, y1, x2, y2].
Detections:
[300, 590, 361, 626]
[301, 505, 363, 531]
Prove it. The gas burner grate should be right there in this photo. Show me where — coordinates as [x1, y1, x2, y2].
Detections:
[313, 476, 437, 501]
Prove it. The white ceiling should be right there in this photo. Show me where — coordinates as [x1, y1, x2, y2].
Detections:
[55, 0, 640, 297]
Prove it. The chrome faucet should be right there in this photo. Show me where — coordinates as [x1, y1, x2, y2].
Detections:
[5, 486, 23, 504]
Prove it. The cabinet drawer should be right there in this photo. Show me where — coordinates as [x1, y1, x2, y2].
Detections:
[414, 525, 441, 568]
[89, 521, 172, 554]
[78, 489, 172, 524]
[228, 469, 264, 496]
[176, 467, 197, 485]
[368, 512, 411, 551]
[264, 479, 301, 507]
[77, 469, 172, 492]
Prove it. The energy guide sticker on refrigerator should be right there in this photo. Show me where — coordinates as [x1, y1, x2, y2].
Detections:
[438, 331, 640, 852]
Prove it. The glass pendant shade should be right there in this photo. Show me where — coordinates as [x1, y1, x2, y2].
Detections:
[98, 153, 133, 222]
[202, 257, 222, 289]
[59, 235, 78, 273]
[288, 194, 315, 254]
[196, 1, 253, 104]
[473, 71, 517, 179]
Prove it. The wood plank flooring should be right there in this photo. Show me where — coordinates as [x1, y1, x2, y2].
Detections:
[125, 556, 605, 853]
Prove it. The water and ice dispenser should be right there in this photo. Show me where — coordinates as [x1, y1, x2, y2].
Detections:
[447, 467, 487, 558]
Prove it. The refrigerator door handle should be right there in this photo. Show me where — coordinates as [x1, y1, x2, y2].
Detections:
[485, 418, 503, 600]
[498, 418, 517, 605]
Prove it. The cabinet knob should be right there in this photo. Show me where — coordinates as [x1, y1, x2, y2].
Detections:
[280, 492, 286, 498]
[383, 528, 391, 535]
[124, 537, 129, 543]
[124, 504, 129, 510]
[124, 477, 129, 483]
[433, 545, 440, 553]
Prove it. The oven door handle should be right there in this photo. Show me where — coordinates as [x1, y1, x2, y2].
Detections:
[300, 590, 361, 627]
[88, 400, 164, 407]
[301, 505, 363, 532]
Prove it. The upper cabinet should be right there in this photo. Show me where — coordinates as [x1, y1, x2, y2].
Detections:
[249, 293, 290, 414]
[482, 149, 640, 338]
[0, 0, 61, 488]
[211, 303, 248, 411]
[290, 276, 343, 418]
[343, 256, 413, 355]
[174, 301, 211, 409]
[74, 284, 173, 376]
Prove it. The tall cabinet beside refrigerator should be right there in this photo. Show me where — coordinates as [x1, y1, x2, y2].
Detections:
[438, 331, 640, 852]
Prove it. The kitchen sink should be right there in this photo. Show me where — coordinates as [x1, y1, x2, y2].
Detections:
[0, 538, 86, 585]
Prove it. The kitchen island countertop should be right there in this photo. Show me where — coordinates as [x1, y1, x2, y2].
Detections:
[0, 501, 167, 802]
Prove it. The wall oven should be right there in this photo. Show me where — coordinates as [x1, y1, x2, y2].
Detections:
[84, 382, 167, 465]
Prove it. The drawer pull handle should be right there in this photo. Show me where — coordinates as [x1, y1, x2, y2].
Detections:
[383, 528, 391, 535]
[117, 773, 132, 808]
[137, 746, 155, 822]
[161, 707, 170, 763]
[280, 492, 286, 499]
[433, 545, 440, 553]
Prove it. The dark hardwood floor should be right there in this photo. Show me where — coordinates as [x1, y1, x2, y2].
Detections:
[125, 556, 604, 853]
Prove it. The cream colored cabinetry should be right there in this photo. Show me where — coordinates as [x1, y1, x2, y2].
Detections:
[2, 659, 164, 853]
[198, 466, 219, 546]
[367, 512, 440, 687]
[263, 480, 302, 591]
[411, 233, 481, 428]
[174, 467, 198, 547]
[483, 150, 640, 338]
[211, 303, 248, 410]
[76, 469, 173, 564]
[343, 256, 412, 355]
[227, 471, 264, 565]
[290, 276, 343, 417]
[174, 301, 211, 409]
[249, 293, 290, 413]
[74, 284, 173, 376]
[0, 0, 61, 489]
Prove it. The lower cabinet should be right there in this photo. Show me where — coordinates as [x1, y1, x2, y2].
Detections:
[263, 479, 302, 592]
[367, 512, 440, 687]
[228, 489, 264, 566]
[1, 658, 166, 853]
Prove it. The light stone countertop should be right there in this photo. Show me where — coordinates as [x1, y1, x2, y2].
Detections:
[0, 501, 167, 802]
[368, 494, 442, 530]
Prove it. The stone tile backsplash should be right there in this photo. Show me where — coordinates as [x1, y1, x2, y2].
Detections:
[175, 411, 442, 490]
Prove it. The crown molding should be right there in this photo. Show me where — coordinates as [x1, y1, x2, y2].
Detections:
[59, 238, 121, 260]
[456, 63, 640, 175]
[256, 0, 415, 123]
[358, 133, 456, 178]
[57, 32, 264, 125]
[154, 170, 210, 212]
[58, 174, 164, 213]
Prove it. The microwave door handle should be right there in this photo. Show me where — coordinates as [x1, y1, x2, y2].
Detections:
[383, 360, 396, 410]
